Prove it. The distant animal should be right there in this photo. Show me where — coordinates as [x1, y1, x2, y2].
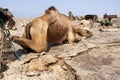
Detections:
[76, 16, 85, 21]
[68, 11, 76, 21]
[103, 13, 118, 19]
[0, 7, 16, 29]
[85, 14, 98, 21]
[12, 6, 93, 53]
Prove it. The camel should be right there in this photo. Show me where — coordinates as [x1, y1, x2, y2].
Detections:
[12, 6, 93, 53]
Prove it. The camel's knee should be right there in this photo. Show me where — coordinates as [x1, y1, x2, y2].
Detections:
[30, 43, 48, 53]
[11, 35, 23, 44]
[11, 35, 20, 42]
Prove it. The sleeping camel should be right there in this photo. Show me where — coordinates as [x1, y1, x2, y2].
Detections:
[12, 6, 93, 53]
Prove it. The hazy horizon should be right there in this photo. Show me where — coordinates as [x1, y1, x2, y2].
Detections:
[0, 0, 120, 18]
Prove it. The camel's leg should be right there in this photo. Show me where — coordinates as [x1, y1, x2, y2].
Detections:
[68, 29, 75, 44]
[12, 36, 47, 52]
[68, 30, 82, 43]
[12, 32, 30, 49]
[12, 26, 48, 53]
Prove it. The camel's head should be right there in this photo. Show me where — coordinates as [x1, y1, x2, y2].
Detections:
[78, 29, 93, 38]
[0, 7, 16, 29]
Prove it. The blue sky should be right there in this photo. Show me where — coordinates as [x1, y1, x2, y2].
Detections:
[0, 0, 120, 18]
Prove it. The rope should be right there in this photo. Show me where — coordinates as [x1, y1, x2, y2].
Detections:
[0, 27, 4, 62]
[9, 37, 20, 60]
[0, 21, 4, 62]
[4, 29, 20, 60]
[0, 28, 4, 72]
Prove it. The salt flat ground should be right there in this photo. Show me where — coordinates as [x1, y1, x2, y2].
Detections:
[1, 17, 120, 80]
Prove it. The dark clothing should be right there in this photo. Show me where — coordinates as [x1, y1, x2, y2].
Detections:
[100, 19, 112, 26]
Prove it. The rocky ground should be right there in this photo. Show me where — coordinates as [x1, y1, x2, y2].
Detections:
[1, 17, 120, 80]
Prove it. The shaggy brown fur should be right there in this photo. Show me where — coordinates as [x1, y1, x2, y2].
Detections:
[12, 6, 92, 53]
[0, 7, 16, 29]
